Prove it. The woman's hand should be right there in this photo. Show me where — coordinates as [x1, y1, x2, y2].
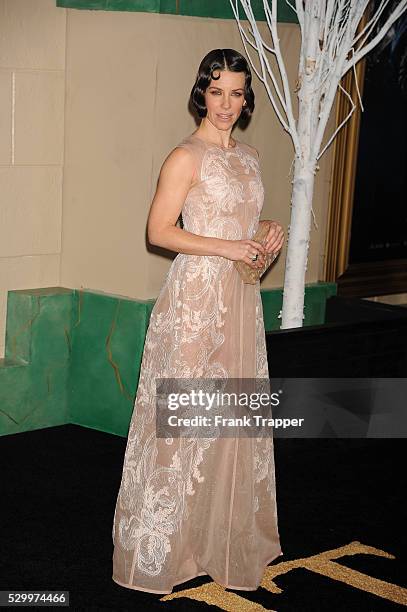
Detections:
[220, 239, 268, 269]
[263, 220, 284, 256]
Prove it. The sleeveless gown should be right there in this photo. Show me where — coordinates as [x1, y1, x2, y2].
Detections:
[111, 132, 283, 594]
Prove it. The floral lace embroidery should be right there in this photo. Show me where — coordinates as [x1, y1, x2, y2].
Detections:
[112, 138, 272, 578]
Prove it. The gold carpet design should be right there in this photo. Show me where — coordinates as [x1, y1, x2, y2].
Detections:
[160, 541, 407, 611]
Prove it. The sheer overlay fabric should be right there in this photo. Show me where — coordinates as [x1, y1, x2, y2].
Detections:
[111, 133, 282, 594]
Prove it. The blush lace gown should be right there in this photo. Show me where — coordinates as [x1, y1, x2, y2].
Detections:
[111, 132, 283, 594]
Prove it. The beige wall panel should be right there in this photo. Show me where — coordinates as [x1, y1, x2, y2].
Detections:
[0, 0, 66, 70]
[14, 70, 65, 165]
[0, 166, 62, 257]
[0, 70, 12, 164]
[61, 160, 154, 294]
[0, 0, 65, 358]
[60, 10, 160, 297]
[0, 253, 60, 356]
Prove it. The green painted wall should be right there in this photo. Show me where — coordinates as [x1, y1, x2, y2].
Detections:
[0, 288, 72, 433]
[68, 290, 155, 436]
[0, 281, 336, 438]
[55, 0, 299, 23]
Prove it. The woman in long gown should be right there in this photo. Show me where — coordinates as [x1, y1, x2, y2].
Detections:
[112, 48, 285, 595]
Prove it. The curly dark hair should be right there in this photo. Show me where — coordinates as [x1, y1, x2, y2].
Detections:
[190, 49, 255, 122]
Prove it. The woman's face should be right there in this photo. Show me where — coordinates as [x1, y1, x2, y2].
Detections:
[204, 69, 246, 129]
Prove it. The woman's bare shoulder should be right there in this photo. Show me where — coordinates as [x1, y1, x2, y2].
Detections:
[158, 140, 197, 185]
[162, 143, 195, 170]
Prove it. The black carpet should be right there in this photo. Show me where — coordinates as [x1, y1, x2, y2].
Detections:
[0, 425, 406, 611]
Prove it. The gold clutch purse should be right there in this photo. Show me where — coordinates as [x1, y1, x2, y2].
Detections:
[233, 220, 277, 284]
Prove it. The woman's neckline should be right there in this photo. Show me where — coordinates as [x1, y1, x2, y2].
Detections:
[190, 132, 239, 150]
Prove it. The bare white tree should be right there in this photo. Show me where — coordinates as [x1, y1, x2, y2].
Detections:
[230, 0, 407, 329]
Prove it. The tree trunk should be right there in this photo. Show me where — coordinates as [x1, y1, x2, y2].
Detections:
[281, 66, 317, 329]
[281, 157, 316, 329]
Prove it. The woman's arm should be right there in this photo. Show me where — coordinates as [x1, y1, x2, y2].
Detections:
[147, 147, 267, 266]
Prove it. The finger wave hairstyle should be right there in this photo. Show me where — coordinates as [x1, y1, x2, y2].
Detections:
[190, 48, 255, 123]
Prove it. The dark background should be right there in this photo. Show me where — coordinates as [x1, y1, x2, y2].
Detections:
[349, 3, 407, 264]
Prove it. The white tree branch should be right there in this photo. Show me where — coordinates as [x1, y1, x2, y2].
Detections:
[344, 0, 407, 76]
[317, 82, 356, 161]
[353, 0, 389, 50]
[229, 0, 301, 154]
[263, 0, 300, 150]
[284, 0, 296, 18]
